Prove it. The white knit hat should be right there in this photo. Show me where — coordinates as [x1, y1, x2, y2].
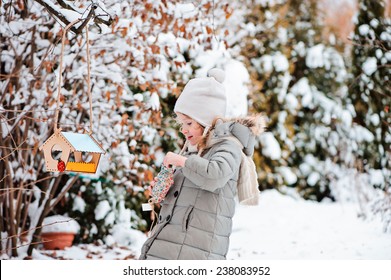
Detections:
[174, 68, 226, 127]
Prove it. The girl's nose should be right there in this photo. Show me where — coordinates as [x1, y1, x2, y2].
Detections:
[181, 127, 188, 134]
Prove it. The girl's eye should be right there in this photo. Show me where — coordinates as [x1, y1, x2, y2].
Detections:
[187, 122, 192, 126]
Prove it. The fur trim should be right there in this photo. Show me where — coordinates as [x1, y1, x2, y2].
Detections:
[228, 113, 267, 136]
[196, 113, 267, 155]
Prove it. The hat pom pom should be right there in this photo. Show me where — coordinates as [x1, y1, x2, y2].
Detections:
[207, 68, 225, 83]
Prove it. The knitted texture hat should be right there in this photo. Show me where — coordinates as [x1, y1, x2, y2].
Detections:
[174, 68, 227, 127]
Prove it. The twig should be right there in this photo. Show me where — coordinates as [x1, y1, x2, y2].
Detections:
[0, 139, 27, 162]
[33, 0, 113, 34]
[0, 174, 10, 184]
[0, 187, 50, 198]
[0, 218, 78, 242]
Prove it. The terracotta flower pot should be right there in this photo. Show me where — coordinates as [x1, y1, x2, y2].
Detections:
[41, 232, 75, 250]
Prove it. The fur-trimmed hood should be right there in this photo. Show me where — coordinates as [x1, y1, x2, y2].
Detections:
[202, 114, 267, 156]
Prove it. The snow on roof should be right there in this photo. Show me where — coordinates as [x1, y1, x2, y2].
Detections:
[61, 132, 105, 154]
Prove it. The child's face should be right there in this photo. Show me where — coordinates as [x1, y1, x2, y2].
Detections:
[176, 113, 204, 146]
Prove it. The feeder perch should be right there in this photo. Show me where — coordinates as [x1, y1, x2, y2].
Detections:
[39, 131, 105, 174]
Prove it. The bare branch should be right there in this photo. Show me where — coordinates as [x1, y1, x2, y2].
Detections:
[1, 218, 78, 242]
[57, 0, 79, 11]
[33, 0, 113, 34]
[33, 0, 79, 31]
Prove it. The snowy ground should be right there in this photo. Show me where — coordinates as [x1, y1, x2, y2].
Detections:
[27, 189, 390, 260]
[228, 190, 391, 260]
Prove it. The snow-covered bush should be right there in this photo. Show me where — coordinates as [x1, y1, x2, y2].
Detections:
[237, 0, 389, 203]
[348, 0, 391, 232]
[349, 0, 390, 178]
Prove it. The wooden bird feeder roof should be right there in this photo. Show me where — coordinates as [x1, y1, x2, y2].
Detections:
[40, 131, 105, 154]
[60, 132, 105, 154]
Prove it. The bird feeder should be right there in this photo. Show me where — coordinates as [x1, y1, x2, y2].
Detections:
[39, 130, 105, 173]
[39, 19, 105, 174]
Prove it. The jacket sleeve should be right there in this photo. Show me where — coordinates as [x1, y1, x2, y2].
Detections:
[181, 140, 242, 192]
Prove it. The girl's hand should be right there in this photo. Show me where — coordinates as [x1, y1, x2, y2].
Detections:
[163, 152, 187, 167]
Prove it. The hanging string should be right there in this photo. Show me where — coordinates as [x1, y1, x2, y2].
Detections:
[54, 19, 94, 135]
[85, 27, 93, 135]
[54, 19, 81, 133]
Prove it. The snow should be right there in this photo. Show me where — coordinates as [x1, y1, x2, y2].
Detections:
[24, 190, 391, 260]
[273, 52, 289, 72]
[253, 52, 289, 73]
[148, 92, 161, 111]
[350, 125, 375, 142]
[174, 3, 197, 19]
[278, 166, 298, 185]
[141, 126, 158, 145]
[285, 93, 299, 112]
[370, 19, 379, 28]
[290, 78, 313, 108]
[224, 59, 250, 118]
[257, 55, 273, 72]
[71, 195, 86, 212]
[306, 44, 325, 68]
[362, 57, 378, 76]
[359, 24, 370, 36]
[94, 200, 111, 220]
[107, 226, 146, 249]
[259, 132, 282, 160]
[33, 243, 138, 260]
[370, 113, 380, 126]
[42, 215, 80, 234]
[307, 172, 320, 186]
[228, 190, 391, 260]
[368, 169, 385, 187]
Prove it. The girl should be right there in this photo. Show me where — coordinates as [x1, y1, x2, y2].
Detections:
[139, 68, 266, 260]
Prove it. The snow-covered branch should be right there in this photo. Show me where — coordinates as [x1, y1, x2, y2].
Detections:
[33, 0, 114, 33]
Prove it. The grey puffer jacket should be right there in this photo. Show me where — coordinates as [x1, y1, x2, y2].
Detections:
[139, 117, 261, 260]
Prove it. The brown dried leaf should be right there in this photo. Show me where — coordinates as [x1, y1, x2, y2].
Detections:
[164, 46, 170, 56]
[121, 114, 128, 126]
[140, 83, 149, 91]
[145, 3, 153, 10]
[117, 85, 123, 96]
[144, 170, 154, 182]
[224, 4, 233, 19]
[34, 80, 42, 89]
[111, 141, 119, 148]
[174, 61, 185, 68]
[141, 144, 149, 155]
[150, 45, 160, 54]
[116, 91, 121, 108]
[173, 21, 179, 34]
[121, 27, 128, 38]
[17, 0, 24, 10]
[203, 2, 212, 10]
[172, 87, 181, 96]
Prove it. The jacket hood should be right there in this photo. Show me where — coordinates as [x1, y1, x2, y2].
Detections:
[205, 114, 267, 156]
